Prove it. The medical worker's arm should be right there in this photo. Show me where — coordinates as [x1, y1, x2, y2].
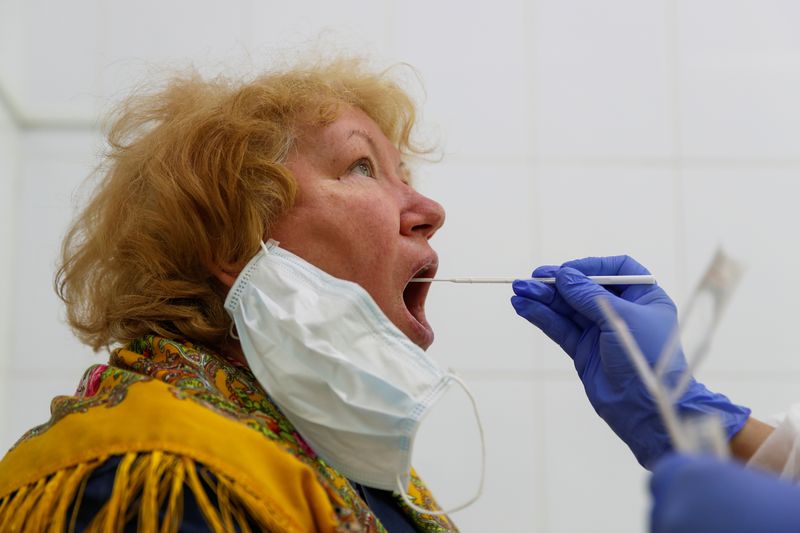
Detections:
[650, 453, 800, 533]
[731, 417, 774, 459]
[511, 255, 751, 468]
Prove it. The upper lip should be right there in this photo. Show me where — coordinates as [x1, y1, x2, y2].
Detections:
[408, 254, 439, 283]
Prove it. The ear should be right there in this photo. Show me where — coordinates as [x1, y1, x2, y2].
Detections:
[208, 262, 242, 288]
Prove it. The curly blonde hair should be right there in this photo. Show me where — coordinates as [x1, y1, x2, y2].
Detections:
[57, 58, 424, 352]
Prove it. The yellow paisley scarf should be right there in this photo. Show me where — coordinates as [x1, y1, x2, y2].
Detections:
[0, 335, 458, 532]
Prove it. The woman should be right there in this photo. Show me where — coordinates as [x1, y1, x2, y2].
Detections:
[0, 58, 457, 532]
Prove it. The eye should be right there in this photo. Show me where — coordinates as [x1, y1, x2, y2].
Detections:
[350, 158, 375, 178]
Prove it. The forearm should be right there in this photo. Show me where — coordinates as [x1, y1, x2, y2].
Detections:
[730, 416, 774, 462]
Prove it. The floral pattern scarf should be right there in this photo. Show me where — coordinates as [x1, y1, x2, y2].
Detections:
[1, 335, 458, 533]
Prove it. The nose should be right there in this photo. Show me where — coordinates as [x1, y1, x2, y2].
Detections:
[400, 188, 446, 240]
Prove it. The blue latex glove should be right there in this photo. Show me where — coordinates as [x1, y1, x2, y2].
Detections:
[651, 453, 800, 533]
[511, 256, 750, 467]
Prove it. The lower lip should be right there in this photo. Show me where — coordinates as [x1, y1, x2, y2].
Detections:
[404, 306, 434, 349]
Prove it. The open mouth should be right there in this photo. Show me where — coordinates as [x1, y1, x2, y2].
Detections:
[402, 262, 437, 333]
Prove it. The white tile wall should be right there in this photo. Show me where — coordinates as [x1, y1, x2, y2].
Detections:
[100, 1, 248, 102]
[22, 0, 102, 120]
[425, 280, 541, 373]
[534, 164, 680, 289]
[415, 160, 538, 277]
[0, 93, 20, 455]
[531, 0, 674, 159]
[414, 379, 543, 532]
[0, 0, 25, 102]
[3, 2, 800, 532]
[248, 0, 389, 60]
[10, 131, 103, 375]
[543, 379, 649, 533]
[677, 0, 800, 159]
[388, 0, 532, 159]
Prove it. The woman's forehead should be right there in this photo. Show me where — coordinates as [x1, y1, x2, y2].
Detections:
[296, 108, 401, 159]
[304, 107, 385, 142]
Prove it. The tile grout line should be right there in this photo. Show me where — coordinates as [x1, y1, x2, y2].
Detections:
[521, 0, 549, 528]
[666, 0, 689, 301]
[448, 367, 800, 383]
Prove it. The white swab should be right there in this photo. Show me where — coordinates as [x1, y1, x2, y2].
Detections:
[410, 275, 656, 285]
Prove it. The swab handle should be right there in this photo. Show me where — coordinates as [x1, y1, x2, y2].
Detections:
[573, 275, 656, 285]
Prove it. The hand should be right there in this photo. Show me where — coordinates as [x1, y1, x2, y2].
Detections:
[511, 255, 749, 467]
[650, 453, 800, 533]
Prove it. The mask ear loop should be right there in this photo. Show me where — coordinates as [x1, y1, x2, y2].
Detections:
[395, 373, 485, 516]
[229, 241, 272, 342]
[228, 321, 240, 340]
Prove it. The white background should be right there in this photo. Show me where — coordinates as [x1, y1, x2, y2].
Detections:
[2, 1, 800, 531]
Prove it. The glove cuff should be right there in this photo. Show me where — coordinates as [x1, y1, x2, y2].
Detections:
[617, 382, 751, 469]
[680, 381, 751, 441]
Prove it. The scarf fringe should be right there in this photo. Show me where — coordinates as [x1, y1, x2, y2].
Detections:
[0, 452, 280, 532]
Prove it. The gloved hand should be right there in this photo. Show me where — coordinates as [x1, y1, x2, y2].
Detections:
[511, 255, 750, 467]
[650, 453, 800, 533]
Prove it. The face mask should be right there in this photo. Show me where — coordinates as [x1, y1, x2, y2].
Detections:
[224, 240, 484, 513]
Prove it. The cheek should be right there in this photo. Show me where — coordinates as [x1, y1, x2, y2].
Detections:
[338, 206, 402, 293]
[275, 186, 402, 278]
[339, 217, 397, 280]
[336, 191, 399, 240]
[357, 212, 403, 266]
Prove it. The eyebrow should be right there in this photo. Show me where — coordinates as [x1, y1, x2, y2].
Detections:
[347, 129, 411, 184]
[347, 129, 376, 147]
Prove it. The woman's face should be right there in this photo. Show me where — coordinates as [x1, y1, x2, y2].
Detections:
[270, 106, 445, 349]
